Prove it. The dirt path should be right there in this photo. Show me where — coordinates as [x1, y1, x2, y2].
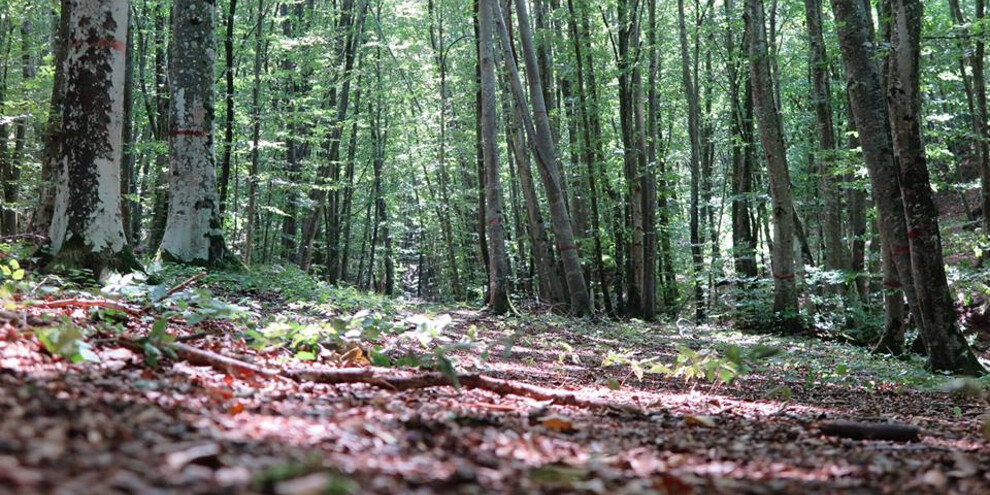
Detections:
[1, 300, 988, 494]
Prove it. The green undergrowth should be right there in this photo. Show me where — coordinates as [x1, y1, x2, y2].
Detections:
[5, 247, 987, 398]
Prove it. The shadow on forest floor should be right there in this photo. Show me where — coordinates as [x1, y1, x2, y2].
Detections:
[1, 271, 989, 494]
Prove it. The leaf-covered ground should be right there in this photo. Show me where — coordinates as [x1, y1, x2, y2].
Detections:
[1, 268, 989, 494]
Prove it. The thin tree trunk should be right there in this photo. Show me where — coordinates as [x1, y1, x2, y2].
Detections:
[500, 0, 590, 315]
[567, 0, 611, 314]
[746, 0, 799, 317]
[30, 0, 71, 235]
[804, 0, 845, 288]
[244, 0, 265, 266]
[678, 0, 706, 320]
[727, 0, 758, 279]
[616, 0, 645, 318]
[218, 0, 237, 216]
[480, 0, 512, 313]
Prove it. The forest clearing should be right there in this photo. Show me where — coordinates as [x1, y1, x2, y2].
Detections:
[3, 0, 990, 491]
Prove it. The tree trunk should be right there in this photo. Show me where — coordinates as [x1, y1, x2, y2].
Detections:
[159, 0, 234, 266]
[566, 0, 612, 314]
[885, 0, 984, 374]
[746, 0, 799, 317]
[47, 0, 139, 277]
[31, 0, 71, 235]
[726, 0, 758, 279]
[616, 0, 645, 318]
[678, 0, 705, 320]
[218, 0, 238, 216]
[643, 0, 660, 318]
[503, 0, 590, 316]
[804, 0, 845, 287]
[243, 0, 265, 266]
[480, 0, 511, 313]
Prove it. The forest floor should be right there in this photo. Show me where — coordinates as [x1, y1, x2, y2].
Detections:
[1, 266, 989, 494]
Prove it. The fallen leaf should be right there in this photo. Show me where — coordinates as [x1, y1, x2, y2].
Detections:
[228, 402, 245, 415]
[274, 472, 333, 495]
[165, 443, 221, 472]
[920, 469, 947, 489]
[684, 415, 716, 428]
[654, 473, 695, 495]
[541, 415, 577, 433]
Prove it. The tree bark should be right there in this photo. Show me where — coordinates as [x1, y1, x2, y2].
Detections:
[218, 0, 238, 216]
[243, 0, 265, 266]
[616, 0, 646, 318]
[31, 0, 71, 234]
[503, 0, 590, 316]
[566, 0, 612, 314]
[885, 0, 984, 374]
[480, 0, 511, 314]
[804, 0, 845, 287]
[726, 0, 759, 279]
[746, 0, 799, 317]
[46, 0, 139, 277]
[159, 0, 234, 266]
[678, 0, 706, 320]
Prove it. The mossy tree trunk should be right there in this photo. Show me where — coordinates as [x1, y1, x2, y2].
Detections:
[159, 0, 235, 267]
[47, 0, 140, 278]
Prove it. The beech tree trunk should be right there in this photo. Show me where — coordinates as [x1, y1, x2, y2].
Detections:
[480, 0, 511, 314]
[726, 0, 758, 279]
[47, 0, 139, 277]
[804, 0, 844, 286]
[566, 0, 612, 314]
[31, 0, 71, 235]
[218, 0, 237, 216]
[885, 0, 984, 375]
[159, 0, 233, 266]
[746, 0, 799, 316]
[617, 0, 646, 318]
[505, 0, 591, 316]
[243, 0, 265, 266]
[678, 0, 706, 320]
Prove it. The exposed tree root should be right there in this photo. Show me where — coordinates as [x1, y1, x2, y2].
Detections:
[116, 337, 644, 414]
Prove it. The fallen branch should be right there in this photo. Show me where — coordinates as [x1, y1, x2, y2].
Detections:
[117, 337, 275, 379]
[116, 338, 643, 414]
[28, 298, 144, 317]
[819, 420, 921, 442]
[287, 367, 643, 413]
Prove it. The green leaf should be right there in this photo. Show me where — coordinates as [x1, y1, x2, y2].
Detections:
[295, 350, 316, 361]
[436, 355, 459, 389]
[369, 347, 390, 367]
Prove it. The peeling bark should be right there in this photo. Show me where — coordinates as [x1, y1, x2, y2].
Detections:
[159, 0, 235, 267]
[46, 0, 139, 278]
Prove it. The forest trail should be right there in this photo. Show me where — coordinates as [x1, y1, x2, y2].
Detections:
[1, 271, 988, 494]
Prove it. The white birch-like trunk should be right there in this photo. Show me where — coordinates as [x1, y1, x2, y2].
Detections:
[48, 0, 134, 276]
[160, 0, 229, 265]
